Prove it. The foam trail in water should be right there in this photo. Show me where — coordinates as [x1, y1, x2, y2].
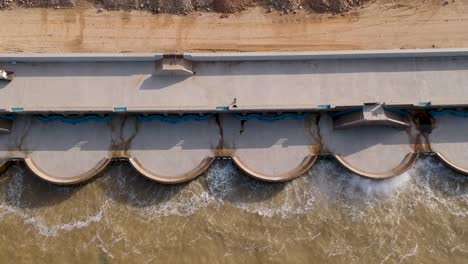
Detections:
[102, 164, 215, 218]
[0, 166, 110, 237]
[405, 156, 468, 218]
[206, 160, 318, 217]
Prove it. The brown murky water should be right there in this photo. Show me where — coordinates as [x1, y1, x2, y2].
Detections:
[0, 156, 466, 263]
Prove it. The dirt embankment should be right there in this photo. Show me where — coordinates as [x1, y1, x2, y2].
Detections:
[0, 0, 366, 14]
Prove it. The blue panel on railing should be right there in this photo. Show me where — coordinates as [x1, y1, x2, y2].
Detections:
[317, 104, 331, 109]
[11, 107, 24, 112]
[113, 106, 127, 112]
[216, 106, 230, 111]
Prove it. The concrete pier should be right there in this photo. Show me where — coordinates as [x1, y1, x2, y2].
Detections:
[2, 50, 468, 184]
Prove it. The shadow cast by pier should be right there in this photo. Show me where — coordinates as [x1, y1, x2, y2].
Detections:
[139, 75, 191, 90]
[411, 155, 468, 197]
[202, 160, 288, 204]
[99, 162, 189, 208]
[0, 162, 84, 209]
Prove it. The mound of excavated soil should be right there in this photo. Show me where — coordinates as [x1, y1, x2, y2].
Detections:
[268, 0, 362, 13]
[0, 0, 11, 8]
[0, 0, 366, 13]
[104, 0, 213, 13]
[267, 0, 305, 11]
[101, 0, 138, 10]
[213, 0, 254, 13]
[18, 0, 76, 8]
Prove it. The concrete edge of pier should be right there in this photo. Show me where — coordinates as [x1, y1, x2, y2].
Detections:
[2, 48, 468, 62]
[128, 157, 215, 184]
[434, 152, 468, 175]
[231, 155, 318, 182]
[0, 161, 10, 175]
[334, 153, 419, 179]
[24, 157, 111, 185]
[1, 152, 467, 185]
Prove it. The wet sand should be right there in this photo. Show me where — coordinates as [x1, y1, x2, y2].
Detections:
[0, 156, 466, 263]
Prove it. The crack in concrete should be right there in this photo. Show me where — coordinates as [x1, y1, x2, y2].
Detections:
[213, 114, 227, 157]
[15, 116, 32, 156]
[315, 114, 330, 154]
[109, 115, 139, 157]
[306, 114, 322, 155]
[239, 120, 246, 135]
[411, 111, 433, 152]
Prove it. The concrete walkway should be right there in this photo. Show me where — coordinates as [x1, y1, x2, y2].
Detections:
[222, 115, 319, 182]
[2, 50, 468, 112]
[320, 115, 417, 178]
[430, 115, 468, 173]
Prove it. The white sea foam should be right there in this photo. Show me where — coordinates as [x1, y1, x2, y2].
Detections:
[206, 160, 318, 217]
[0, 167, 110, 237]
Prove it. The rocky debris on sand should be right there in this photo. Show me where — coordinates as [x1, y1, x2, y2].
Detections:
[0, 0, 13, 9]
[101, 0, 139, 10]
[267, 0, 305, 13]
[1, 0, 366, 13]
[16, 0, 76, 8]
[111, 0, 214, 14]
[212, 0, 254, 13]
[308, 0, 364, 13]
[267, 0, 363, 13]
[164, 0, 199, 13]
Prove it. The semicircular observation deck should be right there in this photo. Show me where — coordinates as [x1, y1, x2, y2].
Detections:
[223, 114, 320, 182]
[126, 115, 220, 184]
[21, 116, 114, 184]
[319, 114, 418, 179]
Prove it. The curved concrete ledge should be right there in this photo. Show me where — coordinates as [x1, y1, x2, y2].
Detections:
[128, 157, 214, 184]
[335, 152, 418, 179]
[232, 155, 317, 182]
[24, 157, 111, 185]
[0, 161, 10, 174]
[435, 152, 468, 175]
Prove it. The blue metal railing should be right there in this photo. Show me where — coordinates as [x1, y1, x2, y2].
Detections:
[136, 114, 213, 124]
[36, 114, 113, 124]
[234, 112, 310, 122]
[429, 109, 468, 118]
